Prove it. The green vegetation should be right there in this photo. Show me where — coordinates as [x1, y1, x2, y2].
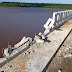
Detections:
[0, 2, 72, 10]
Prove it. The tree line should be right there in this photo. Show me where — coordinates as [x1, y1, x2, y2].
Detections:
[0, 2, 72, 10]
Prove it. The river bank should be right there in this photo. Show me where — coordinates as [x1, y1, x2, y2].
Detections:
[0, 2, 72, 10]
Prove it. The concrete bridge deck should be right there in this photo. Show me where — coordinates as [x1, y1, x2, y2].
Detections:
[0, 19, 72, 72]
[46, 25, 72, 72]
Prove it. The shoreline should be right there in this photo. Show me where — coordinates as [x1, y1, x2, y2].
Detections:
[0, 6, 69, 10]
[0, 2, 72, 10]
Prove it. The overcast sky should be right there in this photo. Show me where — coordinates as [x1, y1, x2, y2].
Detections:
[0, 0, 72, 4]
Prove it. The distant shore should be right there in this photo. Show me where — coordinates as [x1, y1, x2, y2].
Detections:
[0, 2, 72, 10]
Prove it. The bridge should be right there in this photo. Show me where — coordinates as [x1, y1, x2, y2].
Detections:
[0, 10, 72, 72]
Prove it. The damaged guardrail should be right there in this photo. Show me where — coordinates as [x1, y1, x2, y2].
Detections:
[38, 10, 72, 40]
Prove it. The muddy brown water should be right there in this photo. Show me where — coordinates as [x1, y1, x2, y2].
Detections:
[0, 7, 61, 58]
